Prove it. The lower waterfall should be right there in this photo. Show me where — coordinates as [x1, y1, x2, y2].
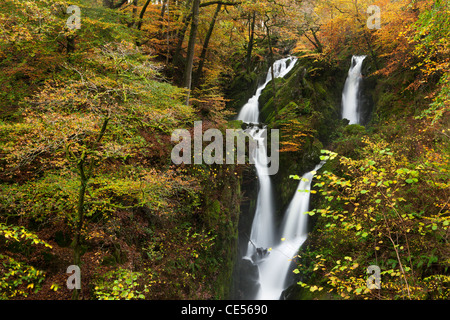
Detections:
[254, 162, 325, 300]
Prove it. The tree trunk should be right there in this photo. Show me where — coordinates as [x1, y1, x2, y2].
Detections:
[362, 29, 380, 70]
[183, 0, 200, 105]
[166, 0, 170, 65]
[130, 0, 138, 27]
[310, 28, 323, 53]
[71, 163, 87, 300]
[69, 116, 110, 300]
[353, 4, 380, 71]
[158, 0, 168, 33]
[194, 3, 222, 87]
[103, 0, 114, 8]
[246, 11, 256, 73]
[137, 0, 152, 31]
[66, 34, 76, 55]
[266, 20, 278, 116]
[173, 0, 193, 65]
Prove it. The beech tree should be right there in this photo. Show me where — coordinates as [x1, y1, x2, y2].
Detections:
[182, 0, 200, 105]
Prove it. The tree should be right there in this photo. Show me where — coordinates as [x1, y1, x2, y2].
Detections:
[173, 0, 194, 65]
[245, 11, 256, 72]
[66, 114, 110, 300]
[137, 0, 153, 31]
[296, 132, 449, 299]
[194, 3, 222, 87]
[103, 0, 131, 9]
[182, 0, 200, 105]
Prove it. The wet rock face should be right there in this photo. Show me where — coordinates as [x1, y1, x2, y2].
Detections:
[359, 59, 376, 126]
[232, 257, 260, 300]
[358, 79, 375, 126]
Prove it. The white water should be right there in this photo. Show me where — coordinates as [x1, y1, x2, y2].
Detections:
[237, 57, 298, 123]
[236, 54, 366, 300]
[237, 56, 297, 258]
[237, 56, 326, 300]
[245, 127, 276, 250]
[255, 162, 325, 300]
[341, 55, 366, 124]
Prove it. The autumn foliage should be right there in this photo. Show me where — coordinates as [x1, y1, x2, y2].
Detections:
[0, 0, 448, 301]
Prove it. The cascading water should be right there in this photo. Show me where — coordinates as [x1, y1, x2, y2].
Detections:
[341, 55, 366, 124]
[237, 57, 298, 123]
[237, 57, 296, 258]
[236, 56, 326, 300]
[235, 54, 367, 300]
[255, 162, 325, 300]
[245, 126, 276, 251]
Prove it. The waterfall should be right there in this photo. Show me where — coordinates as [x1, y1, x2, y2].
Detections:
[237, 57, 297, 258]
[280, 162, 325, 242]
[237, 57, 297, 123]
[245, 126, 276, 251]
[238, 57, 297, 259]
[341, 55, 366, 125]
[235, 54, 367, 300]
[255, 162, 325, 300]
[236, 56, 326, 300]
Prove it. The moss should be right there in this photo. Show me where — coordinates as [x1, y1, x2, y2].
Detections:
[226, 71, 259, 112]
[344, 124, 366, 135]
[204, 199, 222, 230]
[250, 55, 352, 242]
[260, 97, 275, 123]
[199, 167, 243, 299]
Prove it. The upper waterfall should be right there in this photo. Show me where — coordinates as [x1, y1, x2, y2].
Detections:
[341, 55, 366, 125]
[237, 56, 297, 123]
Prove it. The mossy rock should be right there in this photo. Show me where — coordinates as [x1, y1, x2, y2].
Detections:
[260, 96, 275, 123]
[226, 71, 259, 112]
[204, 199, 222, 229]
[343, 124, 366, 135]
